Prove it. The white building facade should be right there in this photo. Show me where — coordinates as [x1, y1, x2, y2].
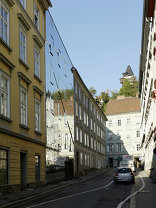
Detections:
[139, 0, 156, 181]
[105, 97, 141, 168]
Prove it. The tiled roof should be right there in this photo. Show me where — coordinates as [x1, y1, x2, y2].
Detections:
[105, 97, 140, 115]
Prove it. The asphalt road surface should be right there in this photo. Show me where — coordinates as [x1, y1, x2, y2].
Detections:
[15, 170, 133, 208]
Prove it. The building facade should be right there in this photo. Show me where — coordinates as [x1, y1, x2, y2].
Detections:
[72, 68, 107, 175]
[139, 0, 156, 181]
[0, 0, 51, 193]
[105, 96, 141, 168]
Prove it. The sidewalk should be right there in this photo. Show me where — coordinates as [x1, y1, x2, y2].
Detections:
[0, 168, 112, 208]
[130, 170, 156, 208]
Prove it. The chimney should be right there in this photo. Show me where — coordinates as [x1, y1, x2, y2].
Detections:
[117, 95, 125, 100]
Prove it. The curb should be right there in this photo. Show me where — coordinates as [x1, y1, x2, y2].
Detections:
[1, 169, 112, 208]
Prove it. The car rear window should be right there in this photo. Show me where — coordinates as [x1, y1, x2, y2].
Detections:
[118, 168, 132, 173]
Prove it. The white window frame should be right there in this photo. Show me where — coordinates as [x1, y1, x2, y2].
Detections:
[0, 1, 9, 44]
[117, 144, 121, 152]
[20, 87, 28, 126]
[137, 144, 141, 151]
[117, 119, 121, 126]
[136, 130, 140, 137]
[19, 26, 27, 63]
[34, 2, 39, 30]
[34, 46, 40, 78]
[108, 144, 113, 152]
[127, 118, 130, 125]
[35, 98, 40, 132]
[19, 0, 26, 9]
[0, 71, 10, 118]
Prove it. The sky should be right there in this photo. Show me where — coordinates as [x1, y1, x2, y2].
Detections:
[49, 0, 144, 95]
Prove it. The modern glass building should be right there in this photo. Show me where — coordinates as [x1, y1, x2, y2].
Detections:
[45, 11, 74, 167]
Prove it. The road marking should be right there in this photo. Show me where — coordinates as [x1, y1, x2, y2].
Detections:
[26, 180, 114, 208]
[117, 175, 145, 208]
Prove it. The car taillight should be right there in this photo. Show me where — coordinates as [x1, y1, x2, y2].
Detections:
[116, 173, 118, 176]
[131, 172, 134, 176]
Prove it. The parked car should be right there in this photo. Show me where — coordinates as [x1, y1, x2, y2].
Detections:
[113, 167, 135, 184]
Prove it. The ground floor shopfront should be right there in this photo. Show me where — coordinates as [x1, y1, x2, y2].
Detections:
[0, 132, 45, 194]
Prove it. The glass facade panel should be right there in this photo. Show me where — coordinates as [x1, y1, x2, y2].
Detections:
[46, 11, 74, 166]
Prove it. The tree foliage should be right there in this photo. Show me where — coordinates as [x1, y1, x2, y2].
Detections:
[89, 79, 138, 113]
[46, 89, 73, 100]
[118, 80, 138, 97]
[89, 86, 97, 97]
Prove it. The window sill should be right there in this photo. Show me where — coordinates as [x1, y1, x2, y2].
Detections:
[19, 58, 29, 70]
[0, 115, 12, 123]
[34, 74, 42, 83]
[19, 124, 30, 130]
[0, 37, 13, 53]
[35, 130, 42, 136]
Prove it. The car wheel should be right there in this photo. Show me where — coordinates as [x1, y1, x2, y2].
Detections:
[132, 179, 135, 184]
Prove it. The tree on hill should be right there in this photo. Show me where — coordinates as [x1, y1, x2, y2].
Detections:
[118, 79, 138, 97]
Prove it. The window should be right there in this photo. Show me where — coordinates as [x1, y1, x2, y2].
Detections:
[117, 119, 121, 126]
[19, 0, 26, 9]
[35, 99, 40, 132]
[127, 118, 130, 125]
[0, 149, 8, 185]
[0, 1, 9, 44]
[34, 46, 40, 78]
[108, 144, 113, 152]
[19, 27, 27, 63]
[0, 72, 10, 118]
[117, 144, 121, 152]
[20, 88, 27, 126]
[80, 129, 82, 143]
[136, 131, 140, 137]
[75, 81, 77, 94]
[91, 137, 93, 149]
[108, 133, 112, 140]
[75, 101, 78, 117]
[34, 2, 39, 30]
[80, 152, 83, 165]
[79, 87, 81, 99]
[75, 127, 78, 141]
[79, 105, 82, 120]
[84, 133, 86, 145]
[108, 120, 112, 126]
[94, 139, 96, 150]
[137, 144, 141, 151]
[87, 135, 89, 147]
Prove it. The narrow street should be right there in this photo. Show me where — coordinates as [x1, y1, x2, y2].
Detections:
[13, 170, 133, 208]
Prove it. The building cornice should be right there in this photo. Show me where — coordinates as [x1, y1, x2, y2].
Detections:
[0, 52, 15, 71]
[37, 0, 52, 11]
[0, 128, 46, 146]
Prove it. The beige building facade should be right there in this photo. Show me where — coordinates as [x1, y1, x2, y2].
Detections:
[0, 0, 51, 193]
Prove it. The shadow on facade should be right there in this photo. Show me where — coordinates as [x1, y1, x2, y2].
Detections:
[106, 128, 129, 168]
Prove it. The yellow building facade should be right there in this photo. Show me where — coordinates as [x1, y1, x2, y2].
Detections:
[0, 0, 51, 193]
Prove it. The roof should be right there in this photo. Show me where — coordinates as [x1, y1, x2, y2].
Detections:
[105, 97, 140, 115]
[122, 65, 134, 77]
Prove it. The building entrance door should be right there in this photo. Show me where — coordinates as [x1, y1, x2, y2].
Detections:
[20, 152, 27, 188]
[108, 157, 113, 167]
